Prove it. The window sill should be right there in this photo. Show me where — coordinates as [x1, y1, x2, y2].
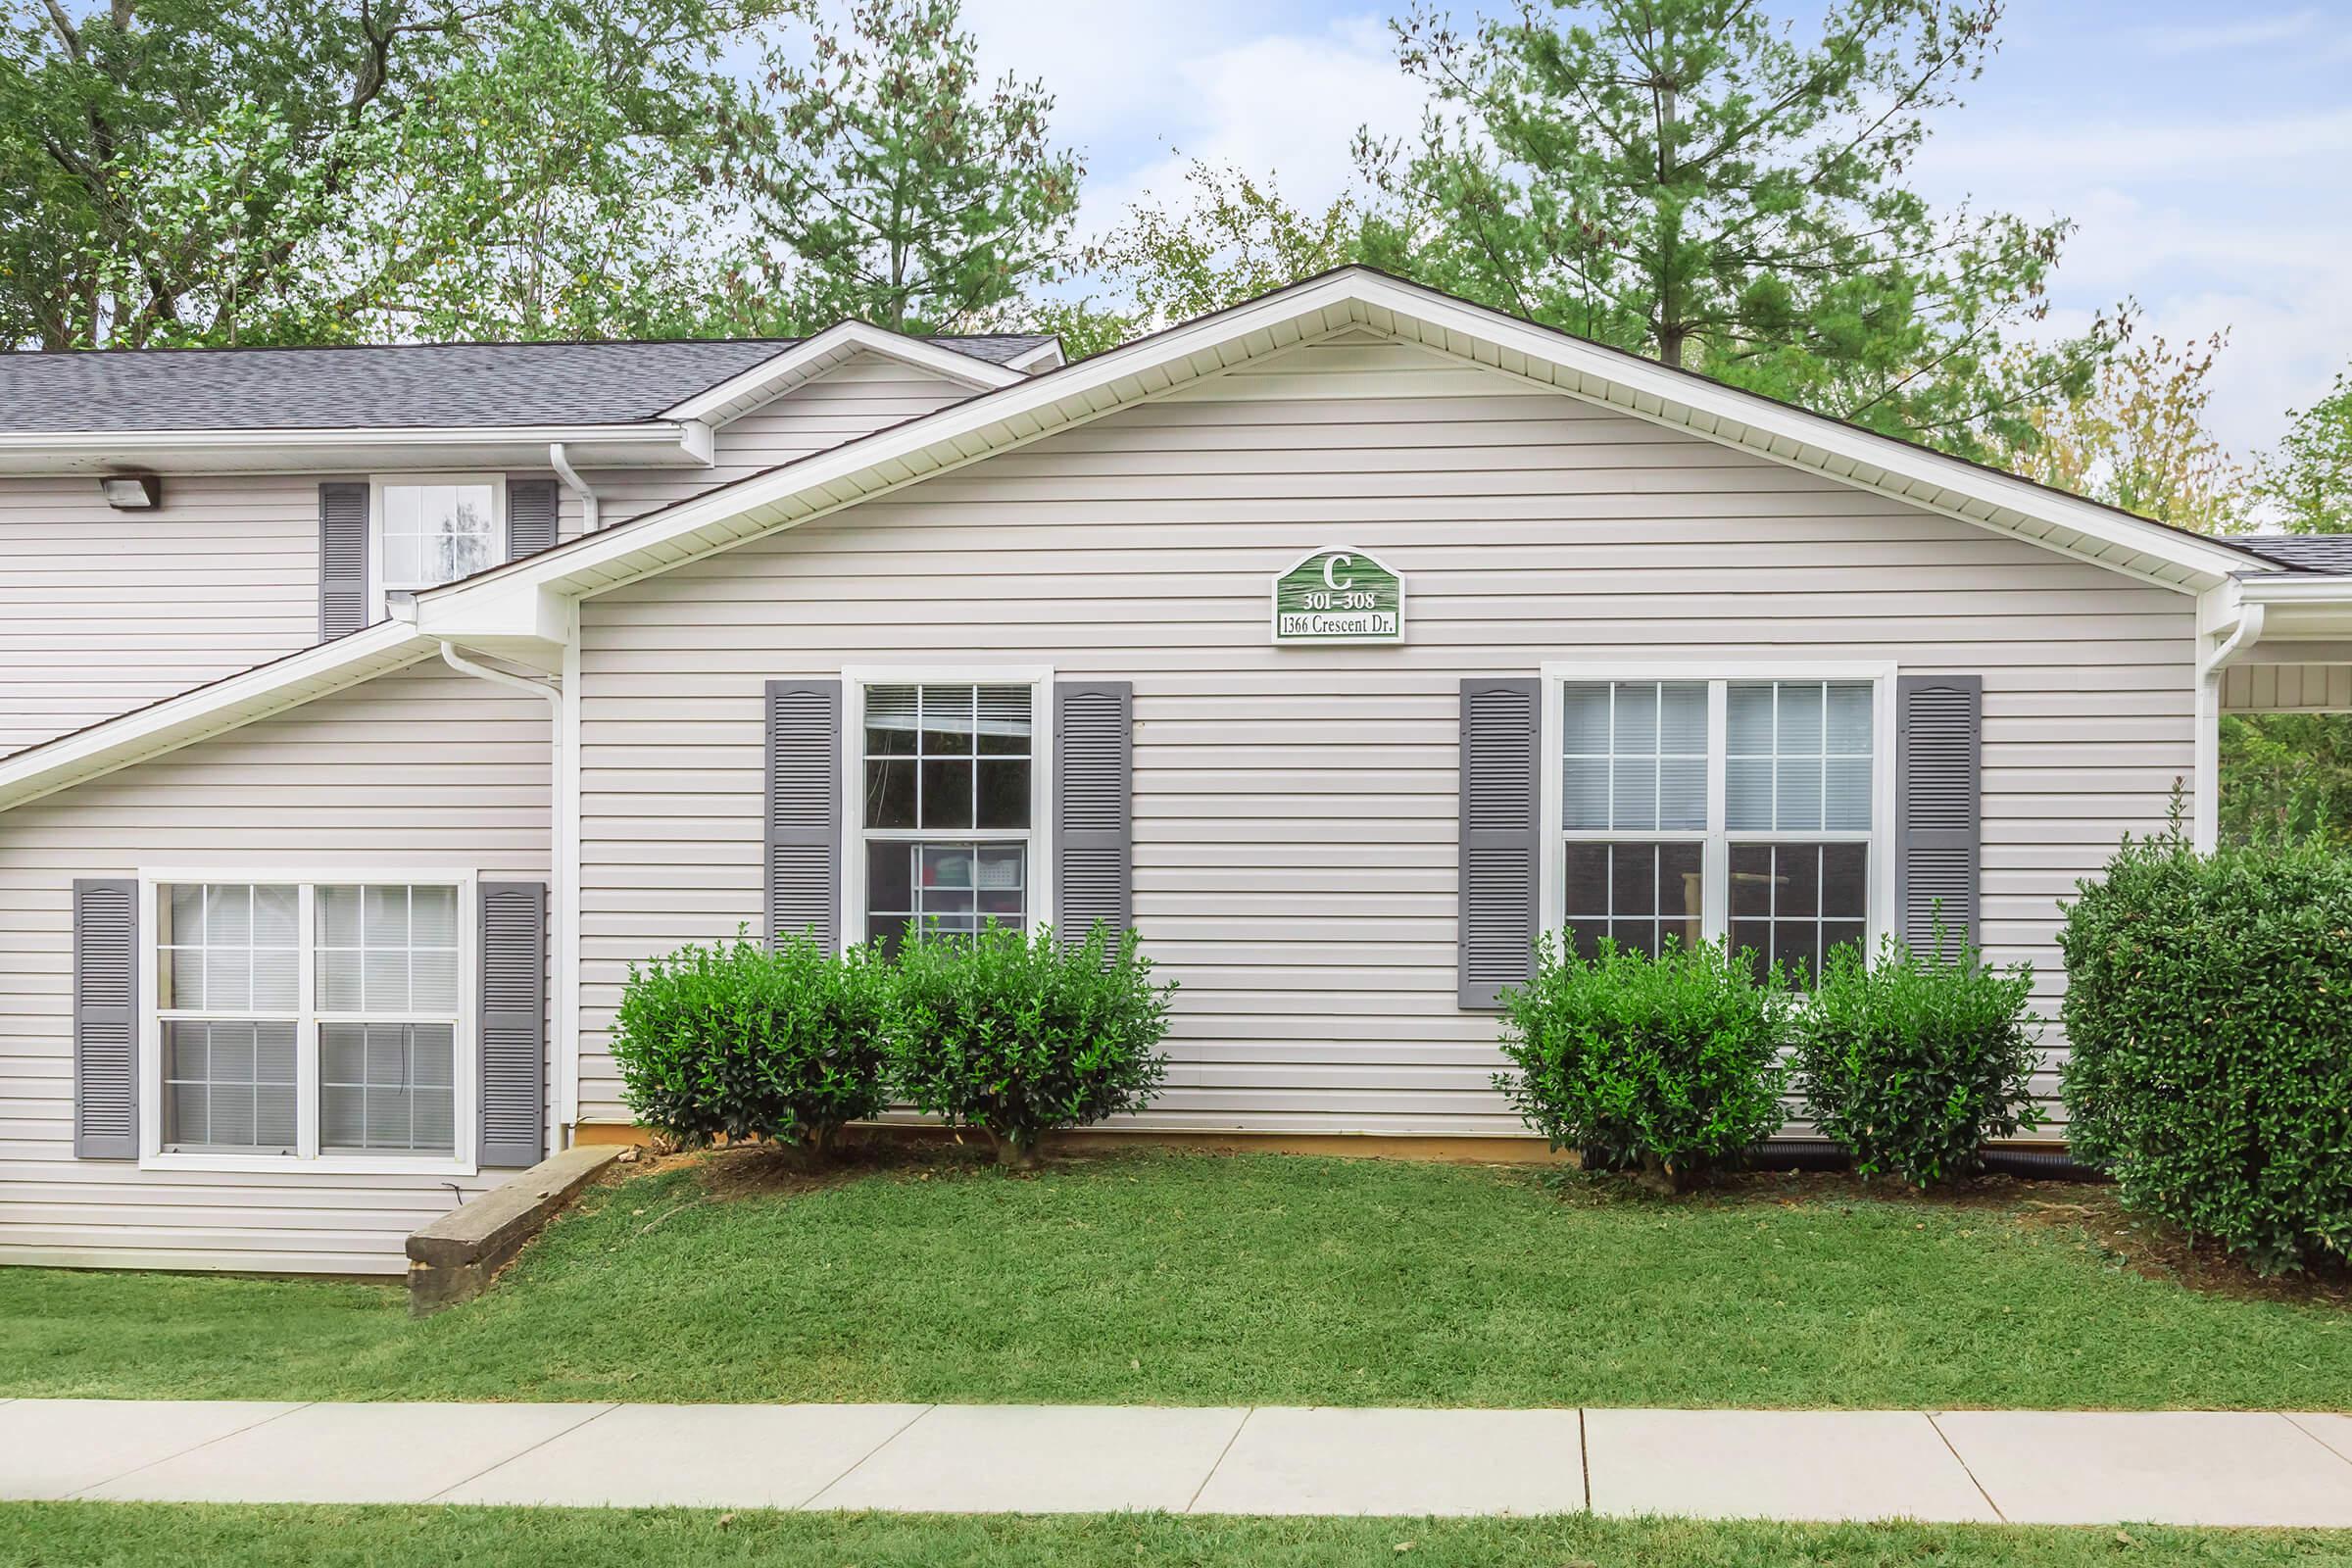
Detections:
[139, 1152, 478, 1179]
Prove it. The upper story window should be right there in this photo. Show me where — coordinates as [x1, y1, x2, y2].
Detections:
[1547, 670, 1887, 986]
[371, 476, 504, 595]
[853, 678, 1047, 956]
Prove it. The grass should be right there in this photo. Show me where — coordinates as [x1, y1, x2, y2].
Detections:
[3, 1149, 2347, 1409]
[4, 1503, 2351, 1568]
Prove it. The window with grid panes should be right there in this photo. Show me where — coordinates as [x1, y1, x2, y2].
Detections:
[859, 684, 1034, 955]
[154, 881, 463, 1160]
[1558, 681, 1708, 960]
[1558, 677, 1877, 984]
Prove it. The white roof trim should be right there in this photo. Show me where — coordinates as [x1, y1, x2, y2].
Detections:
[0, 621, 432, 812]
[0, 420, 710, 477]
[659, 321, 1023, 426]
[419, 269, 2278, 626]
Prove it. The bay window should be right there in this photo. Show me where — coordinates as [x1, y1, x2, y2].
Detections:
[145, 875, 473, 1171]
[1545, 667, 1891, 985]
[851, 677, 1050, 955]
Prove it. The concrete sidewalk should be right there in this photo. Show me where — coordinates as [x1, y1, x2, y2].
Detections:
[5, 1398, 2352, 1526]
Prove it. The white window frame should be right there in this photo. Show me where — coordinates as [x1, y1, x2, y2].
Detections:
[841, 665, 1055, 951]
[1538, 661, 1897, 958]
[368, 472, 506, 619]
[135, 866, 479, 1177]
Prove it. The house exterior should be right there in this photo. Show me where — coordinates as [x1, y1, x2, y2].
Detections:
[1, 270, 2347, 1276]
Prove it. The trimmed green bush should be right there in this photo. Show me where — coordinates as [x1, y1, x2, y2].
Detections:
[2060, 827, 2352, 1274]
[886, 922, 1175, 1167]
[1495, 937, 1790, 1189]
[1794, 931, 2043, 1188]
[611, 932, 891, 1154]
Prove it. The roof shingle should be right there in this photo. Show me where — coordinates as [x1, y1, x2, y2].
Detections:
[2227, 535, 2352, 575]
[0, 334, 1054, 434]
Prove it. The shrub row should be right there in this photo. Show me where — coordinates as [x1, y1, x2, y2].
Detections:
[612, 923, 1174, 1167]
[2059, 827, 2352, 1276]
[1495, 931, 2042, 1190]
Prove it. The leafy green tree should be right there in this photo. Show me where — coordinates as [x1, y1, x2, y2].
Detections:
[0, 0, 454, 349]
[2254, 364, 2352, 534]
[0, 0, 781, 349]
[1357, 0, 2114, 461]
[711, 0, 1084, 335]
[2000, 327, 2249, 534]
[1081, 162, 1368, 329]
[2222, 714, 2352, 849]
[343, 1, 780, 342]
[1010, 161, 1372, 363]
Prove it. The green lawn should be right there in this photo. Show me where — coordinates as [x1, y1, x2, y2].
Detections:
[4, 1150, 2347, 1409]
[4, 1504, 2350, 1568]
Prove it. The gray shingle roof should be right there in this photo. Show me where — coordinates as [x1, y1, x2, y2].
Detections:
[0, 334, 1054, 434]
[2227, 535, 2352, 575]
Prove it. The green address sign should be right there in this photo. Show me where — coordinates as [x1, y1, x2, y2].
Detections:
[1271, 547, 1405, 645]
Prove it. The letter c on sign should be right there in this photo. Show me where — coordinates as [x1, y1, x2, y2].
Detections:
[1322, 553, 1355, 591]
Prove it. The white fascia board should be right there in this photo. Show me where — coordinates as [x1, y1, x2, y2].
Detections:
[659, 321, 1024, 426]
[0, 620, 433, 813]
[414, 268, 2276, 619]
[0, 421, 706, 477]
[2236, 572, 2352, 604]
[409, 577, 572, 652]
[2231, 571, 2352, 642]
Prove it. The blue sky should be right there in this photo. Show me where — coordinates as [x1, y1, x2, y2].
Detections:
[952, 0, 2352, 456]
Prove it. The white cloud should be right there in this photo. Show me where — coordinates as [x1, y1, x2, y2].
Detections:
[1080, 16, 1429, 233]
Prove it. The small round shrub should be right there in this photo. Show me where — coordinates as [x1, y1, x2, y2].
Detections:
[1794, 929, 2043, 1188]
[885, 922, 1174, 1167]
[2060, 827, 2352, 1275]
[1495, 937, 1790, 1190]
[610, 932, 891, 1154]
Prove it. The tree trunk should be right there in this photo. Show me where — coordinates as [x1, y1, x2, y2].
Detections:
[1635, 1150, 1687, 1195]
[993, 1129, 1042, 1170]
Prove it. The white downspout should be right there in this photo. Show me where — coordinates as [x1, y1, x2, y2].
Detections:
[438, 639, 573, 1153]
[2193, 601, 2266, 853]
[549, 441, 600, 535]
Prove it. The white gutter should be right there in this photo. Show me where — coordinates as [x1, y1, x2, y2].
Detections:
[549, 442, 600, 534]
[436, 639, 573, 1157]
[2191, 600, 2267, 854]
[2202, 602, 2267, 676]
[0, 420, 693, 459]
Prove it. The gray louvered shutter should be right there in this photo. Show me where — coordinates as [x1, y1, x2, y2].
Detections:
[1054, 681, 1132, 945]
[318, 482, 368, 639]
[1459, 677, 1542, 1008]
[73, 878, 139, 1158]
[1896, 674, 1983, 959]
[507, 478, 558, 560]
[477, 881, 547, 1168]
[765, 680, 843, 949]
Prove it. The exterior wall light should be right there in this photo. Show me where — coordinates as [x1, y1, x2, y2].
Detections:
[100, 474, 162, 510]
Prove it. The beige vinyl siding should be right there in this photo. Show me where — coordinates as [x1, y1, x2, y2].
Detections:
[564, 353, 978, 537]
[0, 662, 550, 1274]
[2223, 662, 2352, 711]
[0, 473, 321, 757]
[0, 356, 973, 756]
[573, 332, 2198, 1138]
